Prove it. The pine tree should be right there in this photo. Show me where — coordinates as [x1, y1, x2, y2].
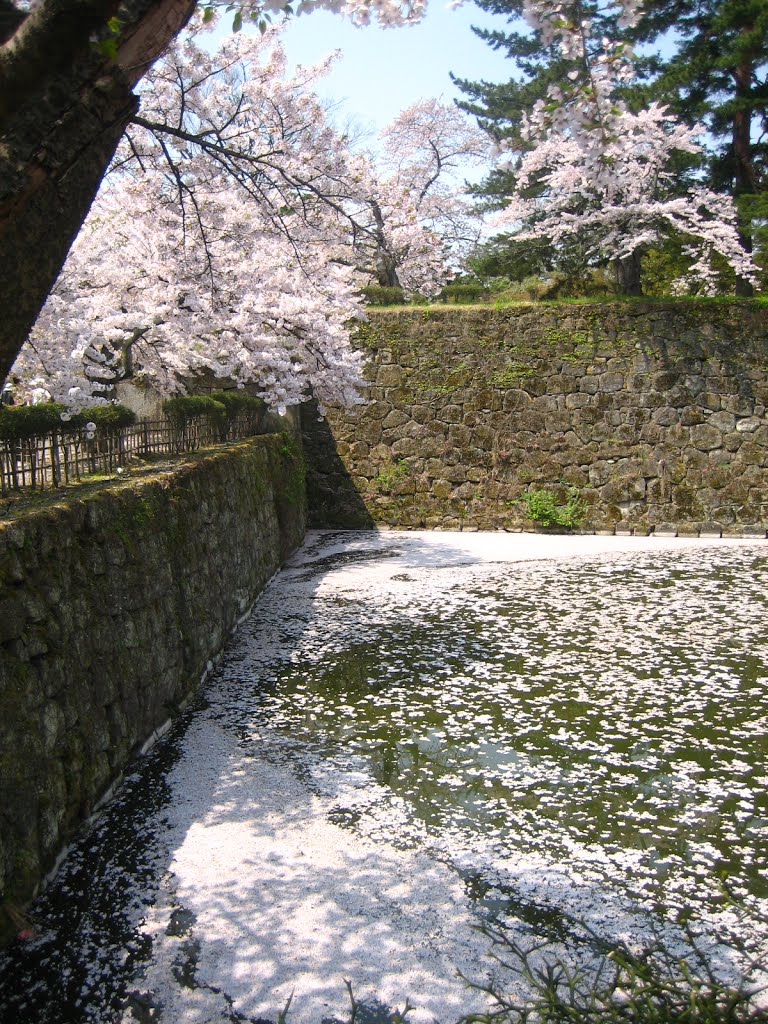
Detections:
[455, 0, 767, 294]
[633, 0, 768, 294]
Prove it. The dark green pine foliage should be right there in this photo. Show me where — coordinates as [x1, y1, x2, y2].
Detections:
[632, 0, 768, 293]
[452, 0, 576, 210]
[452, 0, 641, 203]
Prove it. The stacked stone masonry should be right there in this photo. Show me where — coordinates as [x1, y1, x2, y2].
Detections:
[0, 435, 306, 942]
[302, 303, 768, 535]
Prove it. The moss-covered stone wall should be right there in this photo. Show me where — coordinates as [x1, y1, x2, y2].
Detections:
[302, 302, 768, 535]
[0, 435, 305, 941]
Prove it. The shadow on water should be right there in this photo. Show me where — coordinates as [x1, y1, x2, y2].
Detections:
[0, 706, 191, 1023]
[0, 530, 488, 1023]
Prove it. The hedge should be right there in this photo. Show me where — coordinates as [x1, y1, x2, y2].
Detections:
[0, 403, 136, 442]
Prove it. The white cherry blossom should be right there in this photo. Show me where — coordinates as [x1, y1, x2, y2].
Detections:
[494, 0, 757, 289]
[12, 25, 456, 411]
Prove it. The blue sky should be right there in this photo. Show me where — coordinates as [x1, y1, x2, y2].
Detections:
[279, 1, 516, 139]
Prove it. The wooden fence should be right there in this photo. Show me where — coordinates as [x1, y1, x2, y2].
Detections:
[0, 413, 266, 495]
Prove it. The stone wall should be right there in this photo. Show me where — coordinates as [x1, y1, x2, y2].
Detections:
[0, 435, 305, 940]
[302, 302, 768, 535]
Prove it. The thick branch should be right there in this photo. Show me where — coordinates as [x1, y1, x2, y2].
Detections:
[0, 0, 197, 385]
[0, 0, 123, 126]
[0, 0, 25, 45]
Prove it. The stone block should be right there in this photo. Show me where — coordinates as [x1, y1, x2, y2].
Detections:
[738, 526, 767, 538]
[699, 522, 723, 538]
[676, 526, 699, 538]
[599, 372, 625, 393]
[690, 423, 723, 451]
[721, 395, 756, 416]
[440, 405, 463, 424]
[502, 389, 533, 411]
[680, 406, 705, 426]
[653, 406, 679, 426]
[431, 479, 453, 499]
[736, 416, 762, 433]
[697, 392, 721, 412]
[376, 365, 404, 387]
[381, 410, 409, 430]
[707, 410, 737, 433]
[0, 598, 27, 643]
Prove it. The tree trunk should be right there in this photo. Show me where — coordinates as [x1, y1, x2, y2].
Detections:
[369, 198, 402, 289]
[732, 54, 757, 298]
[613, 251, 643, 297]
[375, 252, 402, 289]
[0, 0, 196, 387]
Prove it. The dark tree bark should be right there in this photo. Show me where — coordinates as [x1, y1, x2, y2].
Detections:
[733, 54, 758, 297]
[613, 251, 643, 297]
[369, 198, 402, 289]
[0, 0, 196, 386]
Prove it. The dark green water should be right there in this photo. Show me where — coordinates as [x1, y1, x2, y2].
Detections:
[218, 540, 768, 914]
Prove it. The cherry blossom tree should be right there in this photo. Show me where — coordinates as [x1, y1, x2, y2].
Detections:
[492, 0, 758, 295]
[361, 99, 490, 288]
[10, 25, 456, 411]
[0, 0, 439, 389]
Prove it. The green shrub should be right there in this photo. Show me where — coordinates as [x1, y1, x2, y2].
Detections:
[209, 390, 267, 439]
[208, 390, 263, 416]
[362, 285, 408, 306]
[69, 404, 136, 431]
[521, 487, 586, 530]
[0, 402, 135, 441]
[162, 394, 227, 428]
[0, 403, 66, 440]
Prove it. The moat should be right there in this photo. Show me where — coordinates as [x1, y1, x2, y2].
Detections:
[1, 530, 766, 1023]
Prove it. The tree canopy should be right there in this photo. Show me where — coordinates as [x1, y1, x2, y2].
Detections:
[0, 0, 438, 389]
[10, 23, 488, 410]
[456, 0, 766, 294]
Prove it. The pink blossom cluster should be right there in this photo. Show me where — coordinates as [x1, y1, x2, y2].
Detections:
[378, 98, 489, 271]
[13, 23, 485, 411]
[495, 0, 757, 288]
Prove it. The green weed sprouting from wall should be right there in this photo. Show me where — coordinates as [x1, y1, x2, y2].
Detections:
[491, 365, 535, 388]
[372, 459, 410, 494]
[521, 488, 586, 530]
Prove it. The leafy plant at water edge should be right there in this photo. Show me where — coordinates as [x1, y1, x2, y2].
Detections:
[373, 459, 411, 495]
[521, 488, 586, 530]
[457, 913, 768, 1024]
